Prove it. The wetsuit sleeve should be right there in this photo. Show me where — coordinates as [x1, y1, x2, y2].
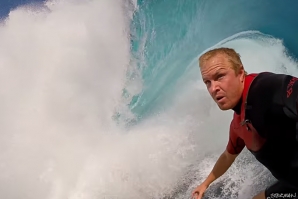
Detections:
[282, 75, 298, 120]
[226, 121, 245, 155]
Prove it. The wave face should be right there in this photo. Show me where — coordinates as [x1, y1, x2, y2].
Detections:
[130, 0, 298, 119]
[0, 0, 298, 199]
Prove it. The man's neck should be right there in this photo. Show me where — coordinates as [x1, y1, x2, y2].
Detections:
[232, 97, 242, 115]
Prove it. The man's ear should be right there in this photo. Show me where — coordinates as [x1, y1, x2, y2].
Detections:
[239, 67, 245, 82]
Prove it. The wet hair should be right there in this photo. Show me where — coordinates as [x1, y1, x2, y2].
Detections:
[198, 47, 247, 75]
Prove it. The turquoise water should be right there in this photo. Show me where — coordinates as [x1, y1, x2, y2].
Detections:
[129, 0, 298, 121]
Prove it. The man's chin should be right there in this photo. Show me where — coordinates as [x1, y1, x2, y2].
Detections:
[217, 104, 231, 111]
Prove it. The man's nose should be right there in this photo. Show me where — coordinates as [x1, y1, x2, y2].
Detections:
[210, 81, 220, 93]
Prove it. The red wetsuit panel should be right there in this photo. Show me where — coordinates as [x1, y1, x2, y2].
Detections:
[226, 112, 266, 154]
[226, 116, 244, 154]
[226, 73, 266, 155]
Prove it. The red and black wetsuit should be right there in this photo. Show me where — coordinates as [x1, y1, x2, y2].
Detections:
[227, 72, 298, 197]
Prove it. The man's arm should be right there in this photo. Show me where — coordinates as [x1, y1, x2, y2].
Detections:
[192, 149, 240, 199]
[204, 122, 245, 186]
[201, 149, 238, 186]
[192, 124, 244, 199]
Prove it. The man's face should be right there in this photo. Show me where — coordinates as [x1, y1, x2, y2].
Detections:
[200, 54, 245, 110]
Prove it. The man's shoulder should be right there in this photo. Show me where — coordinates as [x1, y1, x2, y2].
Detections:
[249, 72, 290, 83]
[247, 72, 289, 99]
[245, 72, 294, 131]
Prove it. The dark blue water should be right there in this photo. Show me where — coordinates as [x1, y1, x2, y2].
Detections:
[0, 0, 45, 19]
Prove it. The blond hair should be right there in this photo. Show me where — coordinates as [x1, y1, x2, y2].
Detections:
[199, 47, 247, 75]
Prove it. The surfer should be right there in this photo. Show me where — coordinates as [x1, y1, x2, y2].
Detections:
[192, 47, 298, 199]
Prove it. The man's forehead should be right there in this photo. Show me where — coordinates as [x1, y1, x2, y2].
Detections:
[202, 67, 226, 75]
[200, 60, 229, 72]
[201, 66, 230, 81]
[205, 53, 228, 63]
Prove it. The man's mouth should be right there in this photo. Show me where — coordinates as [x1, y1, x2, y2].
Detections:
[216, 96, 224, 101]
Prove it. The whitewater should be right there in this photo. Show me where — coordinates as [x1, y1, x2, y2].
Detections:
[0, 0, 298, 199]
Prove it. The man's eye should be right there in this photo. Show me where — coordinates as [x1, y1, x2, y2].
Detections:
[204, 81, 211, 86]
[217, 74, 225, 79]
